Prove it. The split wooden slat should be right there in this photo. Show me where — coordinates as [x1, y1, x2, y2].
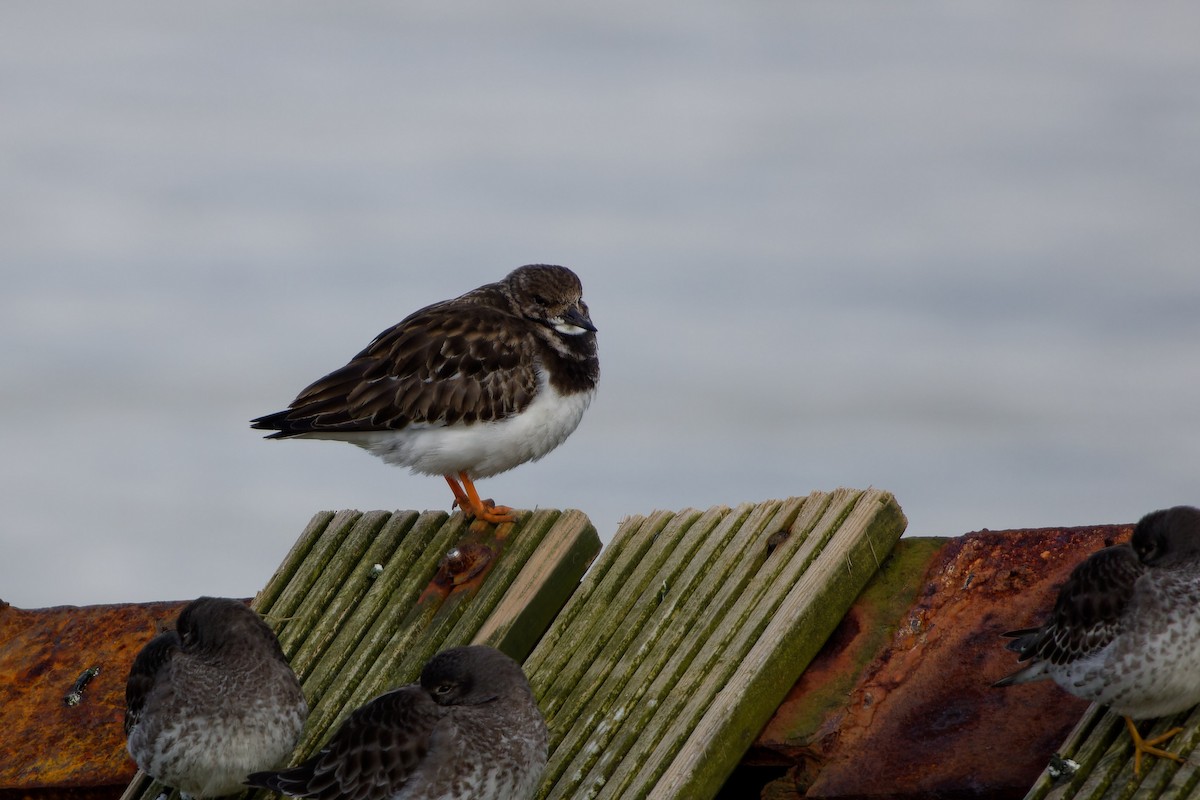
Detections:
[526, 488, 907, 800]
[121, 506, 601, 800]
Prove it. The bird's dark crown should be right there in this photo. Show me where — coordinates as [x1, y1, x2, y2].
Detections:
[1132, 505, 1200, 567]
[175, 596, 279, 654]
[420, 646, 524, 706]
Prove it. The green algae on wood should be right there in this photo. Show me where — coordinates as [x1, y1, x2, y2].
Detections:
[1022, 702, 1200, 800]
[475, 509, 604, 657]
[654, 490, 906, 800]
[598, 494, 841, 800]
[120, 506, 601, 800]
[526, 489, 907, 800]
[758, 536, 950, 747]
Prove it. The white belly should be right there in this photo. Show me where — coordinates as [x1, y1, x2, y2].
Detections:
[314, 377, 594, 480]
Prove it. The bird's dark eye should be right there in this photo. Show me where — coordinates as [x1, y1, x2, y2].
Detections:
[532, 294, 549, 306]
[436, 683, 455, 695]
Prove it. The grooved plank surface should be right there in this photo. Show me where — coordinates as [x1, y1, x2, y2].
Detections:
[121, 508, 600, 800]
[525, 488, 907, 800]
[1023, 703, 1200, 800]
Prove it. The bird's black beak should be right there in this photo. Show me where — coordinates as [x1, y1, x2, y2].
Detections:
[563, 306, 597, 332]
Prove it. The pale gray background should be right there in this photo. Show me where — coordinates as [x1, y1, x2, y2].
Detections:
[4, 3, 1198, 607]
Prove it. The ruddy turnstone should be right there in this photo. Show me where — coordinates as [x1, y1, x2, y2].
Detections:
[124, 597, 307, 797]
[996, 506, 1200, 775]
[251, 264, 599, 524]
[245, 645, 548, 800]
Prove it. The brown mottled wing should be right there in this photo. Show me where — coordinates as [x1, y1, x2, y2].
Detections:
[124, 630, 179, 735]
[254, 302, 540, 434]
[1006, 544, 1145, 666]
[245, 685, 441, 800]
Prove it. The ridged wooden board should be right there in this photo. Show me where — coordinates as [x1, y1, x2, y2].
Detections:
[120, 507, 601, 800]
[526, 488, 907, 800]
[1022, 703, 1200, 800]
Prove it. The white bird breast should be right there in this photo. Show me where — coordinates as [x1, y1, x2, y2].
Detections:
[327, 371, 595, 479]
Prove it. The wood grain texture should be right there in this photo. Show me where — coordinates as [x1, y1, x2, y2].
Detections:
[121, 507, 599, 800]
[525, 489, 907, 800]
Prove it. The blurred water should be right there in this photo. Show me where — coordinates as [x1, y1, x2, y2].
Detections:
[3, 2, 1199, 606]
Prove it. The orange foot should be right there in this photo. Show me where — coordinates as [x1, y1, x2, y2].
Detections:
[1125, 716, 1185, 776]
[444, 472, 516, 524]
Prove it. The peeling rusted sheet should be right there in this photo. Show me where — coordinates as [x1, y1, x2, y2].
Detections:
[752, 524, 1131, 800]
[0, 599, 193, 797]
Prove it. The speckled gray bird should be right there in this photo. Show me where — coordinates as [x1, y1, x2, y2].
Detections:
[997, 506, 1200, 774]
[124, 597, 307, 797]
[245, 645, 548, 800]
[251, 264, 599, 525]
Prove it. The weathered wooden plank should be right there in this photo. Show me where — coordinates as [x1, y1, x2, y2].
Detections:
[265, 509, 363, 631]
[589, 493, 841, 800]
[123, 507, 601, 800]
[272, 510, 393, 674]
[474, 509, 602, 656]
[533, 509, 694, 728]
[439, 509, 564, 651]
[310, 511, 474, 727]
[653, 489, 904, 798]
[255, 510, 335, 611]
[529, 489, 906, 800]
[269, 510, 422, 705]
[539, 504, 747, 795]
[1025, 702, 1200, 800]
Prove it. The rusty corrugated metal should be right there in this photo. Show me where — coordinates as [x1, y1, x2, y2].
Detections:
[750, 524, 1132, 800]
[0, 599, 193, 799]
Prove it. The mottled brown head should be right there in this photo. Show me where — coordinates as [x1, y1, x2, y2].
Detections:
[503, 264, 596, 337]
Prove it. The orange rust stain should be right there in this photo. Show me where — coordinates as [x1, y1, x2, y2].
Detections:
[436, 542, 496, 588]
[755, 524, 1133, 800]
[417, 524, 509, 606]
[0, 599, 190, 792]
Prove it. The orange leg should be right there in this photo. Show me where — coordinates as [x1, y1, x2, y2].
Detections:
[445, 471, 516, 524]
[1124, 716, 1185, 776]
[444, 475, 471, 509]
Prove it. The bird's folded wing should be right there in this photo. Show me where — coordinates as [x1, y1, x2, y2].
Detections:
[1023, 545, 1145, 666]
[124, 631, 180, 735]
[247, 685, 441, 800]
[266, 305, 540, 432]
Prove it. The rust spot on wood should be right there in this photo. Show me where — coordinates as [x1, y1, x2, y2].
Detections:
[436, 542, 496, 587]
[417, 517, 513, 606]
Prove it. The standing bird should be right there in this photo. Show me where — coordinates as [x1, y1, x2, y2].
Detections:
[251, 264, 599, 524]
[125, 597, 308, 797]
[996, 506, 1200, 775]
[245, 645, 548, 800]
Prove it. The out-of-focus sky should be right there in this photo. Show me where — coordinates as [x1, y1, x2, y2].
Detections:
[3, 3, 1198, 607]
